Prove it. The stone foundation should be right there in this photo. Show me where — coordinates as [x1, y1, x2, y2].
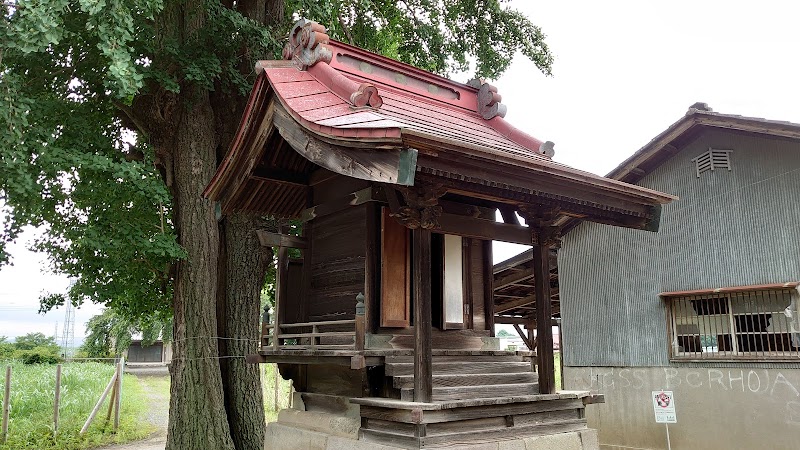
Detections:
[264, 408, 600, 450]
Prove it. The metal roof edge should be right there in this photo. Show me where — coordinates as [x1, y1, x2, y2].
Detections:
[660, 282, 800, 298]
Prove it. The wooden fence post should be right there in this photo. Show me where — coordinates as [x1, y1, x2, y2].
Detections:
[114, 357, 124, 432]
[53, 364, 62, 438]
[80, 370, 118, 435]
[105, 379, 117, 426]
[2, 366, 10, 444]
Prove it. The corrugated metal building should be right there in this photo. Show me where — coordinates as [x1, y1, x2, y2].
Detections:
[560, 104, 800, 449]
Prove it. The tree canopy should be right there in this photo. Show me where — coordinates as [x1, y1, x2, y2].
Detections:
[1, 1, 553, 448]
[1, 0, 552, 319]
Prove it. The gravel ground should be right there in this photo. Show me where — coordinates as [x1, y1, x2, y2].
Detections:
[98, 374, 170, 450]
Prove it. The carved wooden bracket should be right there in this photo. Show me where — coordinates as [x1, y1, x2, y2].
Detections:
[283, 19, 333, 69]
[386, 185, 447, 230]
[518, 205, 562, 249]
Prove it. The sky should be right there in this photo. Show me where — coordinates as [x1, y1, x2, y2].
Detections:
[1, 0, 799, 341]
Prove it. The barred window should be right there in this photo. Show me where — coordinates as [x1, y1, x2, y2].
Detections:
[663, 284, 800, 361]
[691, 148, 732, 177]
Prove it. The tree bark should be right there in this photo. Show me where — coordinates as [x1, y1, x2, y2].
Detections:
[218, 213, 271, 450]
[166, 84, 235, 450]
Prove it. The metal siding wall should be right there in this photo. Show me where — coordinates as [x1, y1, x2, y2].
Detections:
[561, 129, 800, 367]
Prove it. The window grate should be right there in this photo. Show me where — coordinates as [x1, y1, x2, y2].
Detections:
[691, 148, 732, 178]
[666, 288, 800, 361]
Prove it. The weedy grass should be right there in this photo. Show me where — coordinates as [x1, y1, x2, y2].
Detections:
[262, 364, 292, 423]
[0, 361, 153, 450]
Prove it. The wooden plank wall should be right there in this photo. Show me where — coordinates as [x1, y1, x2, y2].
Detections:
[307, 205, 367, 322]
[303, 175, 370, 323]
[467, 238, 487, 331]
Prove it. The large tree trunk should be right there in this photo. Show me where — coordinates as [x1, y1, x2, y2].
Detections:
[166, 84, 236, 450]
[218, 213, 271, 450]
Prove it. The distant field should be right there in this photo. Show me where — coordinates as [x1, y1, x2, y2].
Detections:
[0, 361, 153, 450]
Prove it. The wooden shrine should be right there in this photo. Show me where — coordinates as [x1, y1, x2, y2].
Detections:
[205, 20, 676, 449]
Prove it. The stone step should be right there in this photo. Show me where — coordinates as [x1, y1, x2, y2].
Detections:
[384, 361, 532, 377]
[400, 382, 540, 402]
[392, 372, 539, 389]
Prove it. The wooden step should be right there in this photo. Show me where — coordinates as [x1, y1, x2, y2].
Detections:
[384, 354, 526, 363]
[392, 372, 538, 389]
[360, 418, 587, 448]
[385, 361, 532, 376]
[400, 383, 539, 402]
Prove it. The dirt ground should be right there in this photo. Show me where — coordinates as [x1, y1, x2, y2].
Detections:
[98, 371, 170, 450]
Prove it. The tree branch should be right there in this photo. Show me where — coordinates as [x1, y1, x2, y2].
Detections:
[338, 13, 355, 45]
[112, 99, 149, 135]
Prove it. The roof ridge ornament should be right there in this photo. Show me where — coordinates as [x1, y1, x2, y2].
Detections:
[283, 19, 333, 69]
[282, 19, 383, 108]
[468, 78, 507, 120]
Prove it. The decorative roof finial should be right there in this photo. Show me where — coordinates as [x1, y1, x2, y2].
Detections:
[283, 19, 333, 70]
[538, 141, 555, 158]
[468, 78, 507, 120]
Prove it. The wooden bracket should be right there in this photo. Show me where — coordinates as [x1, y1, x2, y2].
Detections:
[256, 230, 307, 248]
[385, 184, 447, 229]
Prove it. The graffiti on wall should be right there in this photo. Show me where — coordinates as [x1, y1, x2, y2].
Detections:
[569, 367, 800, 425]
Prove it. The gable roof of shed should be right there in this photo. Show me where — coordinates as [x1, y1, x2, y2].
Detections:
[608, 103, 800, 184]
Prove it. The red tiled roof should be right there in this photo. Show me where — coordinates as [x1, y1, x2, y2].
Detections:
[204, 20, 676, 217]
[257, 24, 549, 164]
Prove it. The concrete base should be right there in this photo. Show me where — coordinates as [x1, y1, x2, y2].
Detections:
[264, 409, 600, 450]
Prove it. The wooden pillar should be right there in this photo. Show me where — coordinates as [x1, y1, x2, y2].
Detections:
[274, 245, 289, 350]
[413, 228, 433, 403]
[532, 231, 556, 394]
[482, 240, 495, 336]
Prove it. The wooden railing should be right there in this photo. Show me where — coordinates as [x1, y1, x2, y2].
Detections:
[262, 293, 366, 351]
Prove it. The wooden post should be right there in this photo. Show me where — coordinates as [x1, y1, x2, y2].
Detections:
[413, 228, 433, 403]
[113, 357, 124, 432]
[532, 230, 556, 394]
[2, 366, 10, 444]
[355, 293, 366, 351]
[274, 246, 289, 350]
[482, 240, 495, 336]
[53, 364, 62, 438]
[557, 317, 564, 390]
[80, 371, 118, 435]
[105, 379, 118, 424]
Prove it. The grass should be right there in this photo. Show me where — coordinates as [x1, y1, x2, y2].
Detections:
[0, 361, 154, 450]
[261, 364, 293, 424]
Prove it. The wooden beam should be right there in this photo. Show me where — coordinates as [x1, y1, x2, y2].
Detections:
[494, 269, 534, 291]
[273, 104, 417, 186]
[413, 229, 433, 403]
[532, 229, 556, 394]
[513, 324, 533, 350]
[437, 213, 530, 245]
[495, 295, 535, 314]
[256, 230, 307, 249]
[498, 207, 520, 225]
[494, 316, 530, 325]
[300, 187, 381, 222]
[251, 168, 308, 187]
